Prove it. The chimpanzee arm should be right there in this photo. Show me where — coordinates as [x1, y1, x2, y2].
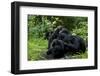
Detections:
[58, 40, 64, 50]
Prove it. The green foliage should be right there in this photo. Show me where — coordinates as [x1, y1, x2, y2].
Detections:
[28, 15, 87, 39]
[72, 22, 88, 41]
[28, 38, 48, 61]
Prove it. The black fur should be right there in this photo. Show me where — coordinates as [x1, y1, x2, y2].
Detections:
[64, 35, 86, 53]
[47, 39, 65, 58]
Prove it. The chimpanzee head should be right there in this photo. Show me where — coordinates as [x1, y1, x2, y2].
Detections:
[47, 45, 65, 59]
[54, 26, 64, 34]
[59, 28, 71, 35]
[58, 33, 72, 44]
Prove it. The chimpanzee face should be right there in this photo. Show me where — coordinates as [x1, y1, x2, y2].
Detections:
[47, 46, 64, 59]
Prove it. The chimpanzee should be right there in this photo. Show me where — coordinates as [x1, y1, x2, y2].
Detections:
[57, 26, 86, 53]
[46, 26, 86, 59]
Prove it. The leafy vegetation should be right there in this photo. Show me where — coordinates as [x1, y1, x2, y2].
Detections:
[28, 15, 88, 61]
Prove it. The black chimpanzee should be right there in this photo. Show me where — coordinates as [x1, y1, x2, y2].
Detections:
[57, 26, 86, 53]
[46, 26, 86, 59]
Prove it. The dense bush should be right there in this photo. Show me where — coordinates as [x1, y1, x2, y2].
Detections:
[28, 15, 87, 40]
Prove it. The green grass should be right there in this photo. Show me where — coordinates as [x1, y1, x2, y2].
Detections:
[28, 38, 88, 61]
[28, 38, 48, 61]
[64, 50, 88, 59]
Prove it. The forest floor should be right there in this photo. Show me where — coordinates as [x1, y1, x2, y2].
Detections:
[28, 38, 88, 61]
